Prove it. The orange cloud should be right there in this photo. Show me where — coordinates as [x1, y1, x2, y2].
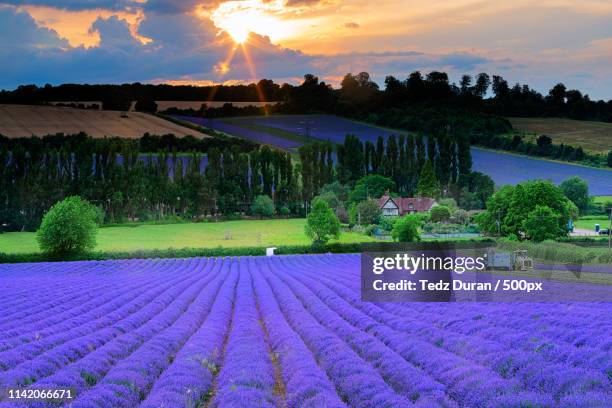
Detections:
[20, 5, 148, 48]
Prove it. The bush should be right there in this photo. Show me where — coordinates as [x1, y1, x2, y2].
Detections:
[364, 224, 378, 236]
[356, 199, 382, 225]
[437, 198, 458, 212]
[452, 209, 469, 225]
[36, 196, 98, 256]
[305, 198, 340, 245]
[391, 214, 421, 242]
[379, 216, 398, 232]
[279, 206, 291, 216]
[251, 195, 274, 218]
[430, 205, 451, 222]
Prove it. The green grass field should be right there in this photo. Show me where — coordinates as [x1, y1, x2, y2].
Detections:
[575, 216, 610, 231]
[508, 117, 612, 154]
[0, 218, 375, 255]
[593, 195, 612, 205]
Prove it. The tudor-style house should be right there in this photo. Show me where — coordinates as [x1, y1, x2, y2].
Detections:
[378, 194, 437, 216]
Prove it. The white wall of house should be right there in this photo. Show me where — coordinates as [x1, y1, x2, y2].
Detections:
[382, 200, 399, 216]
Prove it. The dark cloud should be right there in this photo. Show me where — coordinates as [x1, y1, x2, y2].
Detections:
[0, 1, 139, 11]
[0, 7, 68, 49]
[344, 22, 359, 29]
[142, 0, 206, 15]
[0, 5, 493, 91]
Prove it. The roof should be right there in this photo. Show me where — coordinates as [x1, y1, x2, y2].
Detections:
[378, 195, 437, 213]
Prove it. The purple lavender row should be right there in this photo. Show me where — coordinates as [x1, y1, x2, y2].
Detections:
[66, 258, 231, 408]
[281, 255, 547, 407]
[207, 259, 278, 408]
[0, 261, 113, 320]
[139, 260, 239, 408]
[0, 262, 210, 394]
[273, 257, 458, 407]
[286, 256, 610, 405]
[417, 310, 612, 374]
[0, 258, 202, 371]
[260, 259, 412, 408]
[0, 260, 187, 338]
[381, 299, 612, 356]
[18, 259, 222, 408]
[309, 254, 612, 352]
[0, 263, 183, 347]
[0, 259, 161, 326]
[249, 257, 347, 408]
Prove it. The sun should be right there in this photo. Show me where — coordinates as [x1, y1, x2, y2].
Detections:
[218, 13, 252, 44]
[210, 0, 291, 45]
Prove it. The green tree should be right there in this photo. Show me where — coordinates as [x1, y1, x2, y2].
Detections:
[416, 160, 439, 197]
[356, 199, 382, 225]
[251, 195, 275, 218]
[430, 205, 451, 222]
[523, 205, 562, 242]
[305, 198, 340, 245]
[477, 180, 577, 239]
[392, 214, 421, 242]
[437, 198, 458, 212]
[607, 150, 612, 168]
[134, 98, 158, 113]
[349, 174, 395, 203]
[36, 196, 98, 256]
[560, 177, 590, 213]
[314, 191, 340, 212]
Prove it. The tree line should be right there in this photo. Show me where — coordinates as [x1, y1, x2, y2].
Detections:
[4, 72, 611, 122]
[0, 128, 488, 232]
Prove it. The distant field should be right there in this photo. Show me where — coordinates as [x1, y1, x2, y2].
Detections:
[508, 117, 612, 153]
[50, 101, 275, 111]
[0, 104, 209, 138]
[177, 114, 612, 195]
[593, 195, 612, 204]
[0, 218, 374, 254]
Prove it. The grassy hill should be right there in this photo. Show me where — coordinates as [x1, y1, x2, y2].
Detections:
[508, 117, 612, 154]
[0, 218, 374, 255]
[0, 104, 210, 139]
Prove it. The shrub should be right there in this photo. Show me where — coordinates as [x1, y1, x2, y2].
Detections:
[438, 198, 458, 212]
[356, 199, 382, 225]
[430, 205, 451, 222]
[364, 224, 378, 236]
[36, 196, 98, 256]
[452, 209, 469, 225]
[379, 216, 398, 232]
[305, 198, 340, 245]
[251, 195, 274, 218]
[392, 214, 421, 242]
[279, 206, 291, 216]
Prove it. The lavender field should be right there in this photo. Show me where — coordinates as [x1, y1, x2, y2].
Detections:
[1, 255, 611, 407]
[176, 114, 612, 195]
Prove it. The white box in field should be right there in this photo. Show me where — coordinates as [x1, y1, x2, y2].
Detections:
[266, 247, 276, 256]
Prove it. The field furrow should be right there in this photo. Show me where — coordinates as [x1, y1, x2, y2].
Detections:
[0, 254, 609, 408]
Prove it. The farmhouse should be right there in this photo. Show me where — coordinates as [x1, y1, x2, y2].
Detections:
[378, 194, 437, 217]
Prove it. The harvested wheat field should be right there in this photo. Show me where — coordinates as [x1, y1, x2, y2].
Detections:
[0, 104, 210, 138]
[509, 117, 612, 153]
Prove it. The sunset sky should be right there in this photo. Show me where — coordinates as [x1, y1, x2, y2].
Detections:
[1, 1, 612, 98]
